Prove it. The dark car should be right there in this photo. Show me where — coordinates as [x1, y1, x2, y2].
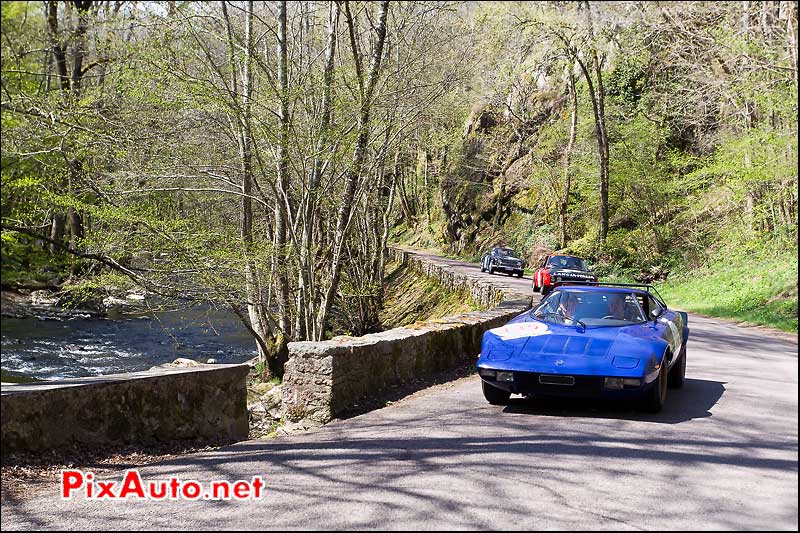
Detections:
[532, 254, 597, 296]
[480, 247, 525, 278]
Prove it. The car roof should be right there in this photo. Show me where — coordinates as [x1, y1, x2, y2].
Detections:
[552, 285, 649, 296]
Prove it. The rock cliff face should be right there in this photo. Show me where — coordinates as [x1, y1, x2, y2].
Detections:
[279, 247, 530, 426]
[441, 91, 565, 254]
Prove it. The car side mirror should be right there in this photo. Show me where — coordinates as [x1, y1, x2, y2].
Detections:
[650, 307, 664, 320]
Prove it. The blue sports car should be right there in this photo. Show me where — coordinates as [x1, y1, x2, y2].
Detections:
[477, 284, 689, 412]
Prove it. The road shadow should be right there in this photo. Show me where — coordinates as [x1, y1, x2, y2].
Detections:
[335, 362, 476, 421]
[501, 377, 725, 424]
[691, 326, 798, 356]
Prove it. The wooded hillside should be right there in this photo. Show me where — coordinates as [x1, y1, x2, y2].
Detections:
[2, 1, 797, 375]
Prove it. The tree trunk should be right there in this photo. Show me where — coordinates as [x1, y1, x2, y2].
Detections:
[559, 66, 578, 249]
[780, 1, 798, 87]
[67, 208, 84, 251]
[49, 213, 66, 254]
[379, 149, 400, 281]
[222, 0, 273, 374]
[47, 1, 69, 92]
[585, 2, 610, 245]
[316, 0, 389, 340]
[71, 1, 92, 95]
[301, 1, 338, 341]
[274, 0, 292, 352]
[742, 0, 751, 35]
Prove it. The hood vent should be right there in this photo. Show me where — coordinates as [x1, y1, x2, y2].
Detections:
[521, 335, 612, 357]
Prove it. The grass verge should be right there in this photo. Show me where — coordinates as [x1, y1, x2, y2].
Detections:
[655, 252, 798, 333]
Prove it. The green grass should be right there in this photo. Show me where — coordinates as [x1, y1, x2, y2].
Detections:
[655, 252, 798, 333]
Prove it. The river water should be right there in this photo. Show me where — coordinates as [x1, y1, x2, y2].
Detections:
[1, 306, 257, 381]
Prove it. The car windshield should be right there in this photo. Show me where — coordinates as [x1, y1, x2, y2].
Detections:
[531, 290, 646, 326]
[496, 248, 517, 257]
[547, 255, 588, 270]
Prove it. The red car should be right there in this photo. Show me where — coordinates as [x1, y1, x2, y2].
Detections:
[532, 254, 597, 296]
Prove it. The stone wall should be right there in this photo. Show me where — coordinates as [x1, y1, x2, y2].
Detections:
[386, 248, 507, 309]
[1, 364, 249, 453]
[281, 247, 530, 425]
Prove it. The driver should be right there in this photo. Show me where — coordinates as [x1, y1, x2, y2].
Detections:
[557, 293, 578, 320]
[607, 293, 630, 320]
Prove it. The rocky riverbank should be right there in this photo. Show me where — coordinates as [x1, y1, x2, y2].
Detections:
[0, 288, 148, 320]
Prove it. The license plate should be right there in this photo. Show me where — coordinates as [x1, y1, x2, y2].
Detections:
[539, 374, 575, 386]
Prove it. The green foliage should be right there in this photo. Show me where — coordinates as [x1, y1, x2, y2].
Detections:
[398, 1, 798, 334]
[501, 213, 559, 260]
[606, 55, 648, 107]
[689, 130, 797, 190]
[1, 0, 797, 343]
[0, 230, 70, 286]
[657, 251, 798, 332]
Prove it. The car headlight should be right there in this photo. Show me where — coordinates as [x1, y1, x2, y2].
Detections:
[604, 377, 642, 389]
[478, 368, 496, 378]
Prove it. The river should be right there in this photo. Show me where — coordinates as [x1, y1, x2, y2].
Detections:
[0, 305, 257, 381]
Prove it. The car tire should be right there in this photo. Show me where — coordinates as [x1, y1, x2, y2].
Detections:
[482, 381, 511, 405]
[480, 259, 486, 273]
[668, 343, 686, 389]
[488, 262, 495, 275]
[643, 356, 668, 413]
[516, 271, 523, 278]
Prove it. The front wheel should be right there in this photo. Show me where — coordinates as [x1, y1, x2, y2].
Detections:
[488, 262, 495, 275]
[482, 381, 511, 405]
[668, 343, 686, 389]
[480, 259, 486, 273]
[516, 271, 523, 278]
[642, 357, 668, 413]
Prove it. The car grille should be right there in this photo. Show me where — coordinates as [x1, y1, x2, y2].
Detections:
[553, 273, 593, 280]
[512, 371, 604, 396]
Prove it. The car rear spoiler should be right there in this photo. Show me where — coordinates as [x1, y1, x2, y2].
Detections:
[551, 281, 667, 307]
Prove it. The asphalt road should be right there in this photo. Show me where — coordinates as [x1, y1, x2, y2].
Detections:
[2, 255, 798, 530]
